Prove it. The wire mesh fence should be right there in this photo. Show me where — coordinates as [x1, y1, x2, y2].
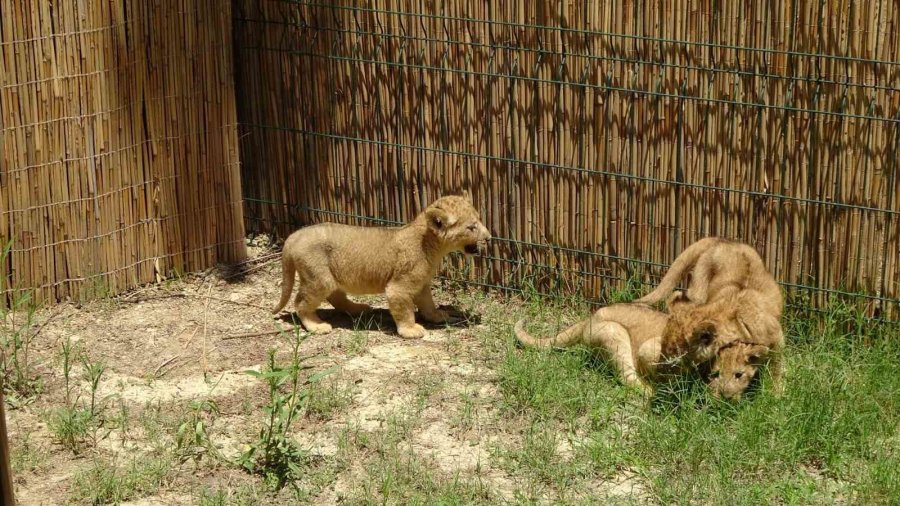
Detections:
[233, 0, 899, 321]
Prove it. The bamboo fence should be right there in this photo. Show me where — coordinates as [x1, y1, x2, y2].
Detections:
[1, 0, 896, 319]
[0, 0, 246, 303]
[233, 0, 899, 320]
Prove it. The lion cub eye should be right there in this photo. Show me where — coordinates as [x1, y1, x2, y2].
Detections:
[467, 224, 477, 231]
[734, 372, 744, 379]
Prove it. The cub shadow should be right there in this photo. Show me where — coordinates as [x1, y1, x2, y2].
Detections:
[274, 305, 481, 334]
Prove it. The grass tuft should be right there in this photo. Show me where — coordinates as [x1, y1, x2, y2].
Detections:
[491, 292, 900, 504]
[69, 456, 171, 504]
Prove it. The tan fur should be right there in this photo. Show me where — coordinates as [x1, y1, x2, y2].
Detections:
[637, 237, 783, 319]
[663, 292, 785, 395]
[273, 195, 491, 339]
[514, 304, 676, 394]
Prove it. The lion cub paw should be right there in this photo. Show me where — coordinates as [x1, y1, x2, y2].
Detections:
[398, 323, 427, 339]
[304, 321, 333, 334]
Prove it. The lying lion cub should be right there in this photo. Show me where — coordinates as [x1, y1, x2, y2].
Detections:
[272, 195, 491, 338]
[514, 304, 763, 399]
[514, 304, 668, 393]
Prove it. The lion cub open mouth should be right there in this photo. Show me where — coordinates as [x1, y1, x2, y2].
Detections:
[464, 243, 480, 255]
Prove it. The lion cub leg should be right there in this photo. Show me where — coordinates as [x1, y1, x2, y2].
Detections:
[582, 320, 650, 394]
[636, 337, 662, 371]
[386, 284, 426, 339]
[413, 286, 450, 324]
[294, 285, 333, 334]
[327, 291, 372, 316]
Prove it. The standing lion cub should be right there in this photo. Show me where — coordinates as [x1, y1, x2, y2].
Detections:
[272, 195, 491, 339]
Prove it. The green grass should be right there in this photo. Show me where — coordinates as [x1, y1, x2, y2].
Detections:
[8, 263, 897, 505]
[69, 456, 171, 504]
[47, 337, 110, 454]
[174, 398, 222, 463]
[305, 376, 355, 421]
[10, 433, 48, 474]
[483, 293, 900, 504]
[1, 240, 43, 404]
[196, 484, 268, 506]
[339, 408, 496, 505]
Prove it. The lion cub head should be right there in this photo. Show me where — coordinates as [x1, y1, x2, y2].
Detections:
[425, 196, 491, 255]
[662, 291, 782, 365]
[707, 342, 770, 400]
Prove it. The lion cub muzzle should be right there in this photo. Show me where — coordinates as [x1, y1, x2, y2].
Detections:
[463, 223, 491, 255]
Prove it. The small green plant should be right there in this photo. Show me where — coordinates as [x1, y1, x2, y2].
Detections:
[108, 400, 132, 446]
[344, 310, 384, 356]
[0, 241, 42, 403]
[344, 328, 370, 356]
[48, 405, 93, 454]
[79, 274, 111, 303]
[238, 327, 335, 492]
[163, 268, 185, 290]
[452, 388, 479, 432]
[139, 402, 170, 452]
[48, 337, 110, 453]
[197, 488, 227, 506]
[80, 351, 107, 419]
[60, 335, 75, 404]
[174, 398, 221, 463]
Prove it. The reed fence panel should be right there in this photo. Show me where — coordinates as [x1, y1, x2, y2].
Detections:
[0, 0, 246, 303]
[234, 0, 899, 320]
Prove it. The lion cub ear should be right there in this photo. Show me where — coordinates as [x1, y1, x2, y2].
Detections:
[426, 206, 457, 231]
[746, 345, 770, 364]
[666, 291, 692, 309]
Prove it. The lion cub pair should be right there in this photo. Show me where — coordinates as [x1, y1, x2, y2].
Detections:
[272, 195, 491, 339]
[516, 238, 784, 400]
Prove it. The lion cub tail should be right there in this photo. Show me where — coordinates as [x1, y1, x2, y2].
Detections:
[272, 256, 296, 314]
[514, 318, 587, 348]
[636, 237, 724, 305]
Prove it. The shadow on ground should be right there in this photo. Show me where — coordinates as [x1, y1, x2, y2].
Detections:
[275, 305, 482, 334]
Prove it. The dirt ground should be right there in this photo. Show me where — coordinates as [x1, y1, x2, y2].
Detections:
[5, 239, 646, 505]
